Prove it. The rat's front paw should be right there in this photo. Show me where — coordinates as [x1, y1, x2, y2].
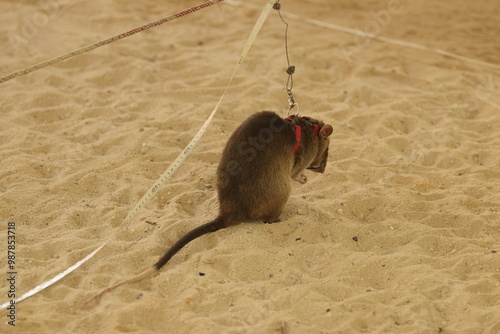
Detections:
[294, 173, 308, 184]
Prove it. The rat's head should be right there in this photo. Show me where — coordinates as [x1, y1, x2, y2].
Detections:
[307, 122, 333, 173]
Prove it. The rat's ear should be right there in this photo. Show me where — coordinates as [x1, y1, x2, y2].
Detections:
[319, 124, 333, 139]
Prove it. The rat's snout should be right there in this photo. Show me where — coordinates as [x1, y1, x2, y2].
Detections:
[307, 151, 328, 173]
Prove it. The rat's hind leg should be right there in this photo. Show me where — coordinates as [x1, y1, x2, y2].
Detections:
[248, 176, 291, 224]
[261, 203, 285, 224]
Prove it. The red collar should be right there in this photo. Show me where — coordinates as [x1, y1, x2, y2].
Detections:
[284, 115, 320, 155]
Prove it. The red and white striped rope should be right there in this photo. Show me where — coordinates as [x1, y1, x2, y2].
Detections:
[0, 0, 225, 84]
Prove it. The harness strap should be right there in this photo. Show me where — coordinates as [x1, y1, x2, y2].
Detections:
[293, 125, 301, 154]
[285, 115, 321, 155]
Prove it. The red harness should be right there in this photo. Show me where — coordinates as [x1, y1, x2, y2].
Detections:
[284, 115, 320, 155]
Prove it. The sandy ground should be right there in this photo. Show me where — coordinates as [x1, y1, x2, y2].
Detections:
[1, 0, 499, 333]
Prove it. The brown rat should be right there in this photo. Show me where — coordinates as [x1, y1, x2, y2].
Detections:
[81, 110, 333, 307]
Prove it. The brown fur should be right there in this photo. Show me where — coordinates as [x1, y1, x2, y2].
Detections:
[80, 111, 333, 308]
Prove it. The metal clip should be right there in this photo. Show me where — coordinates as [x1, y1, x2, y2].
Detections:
[286, 89, 300, 117]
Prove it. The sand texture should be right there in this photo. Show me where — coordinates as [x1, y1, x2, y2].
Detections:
[1, 0, 499, 333]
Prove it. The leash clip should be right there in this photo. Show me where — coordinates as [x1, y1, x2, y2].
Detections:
[286, 89, 300, 117]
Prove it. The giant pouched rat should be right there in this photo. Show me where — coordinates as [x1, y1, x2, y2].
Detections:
[81, 110, 333, 307]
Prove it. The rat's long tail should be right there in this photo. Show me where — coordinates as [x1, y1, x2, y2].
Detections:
[80, 217, 226, 308]
[79, 266, 156, 309]
[153, 216, 225, 270]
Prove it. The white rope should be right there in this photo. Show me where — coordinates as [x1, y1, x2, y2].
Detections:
[0, 0, 277, 310]
[226, 0, 500, 72]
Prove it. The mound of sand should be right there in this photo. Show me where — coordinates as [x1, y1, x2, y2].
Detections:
[1, 0, 499, 333]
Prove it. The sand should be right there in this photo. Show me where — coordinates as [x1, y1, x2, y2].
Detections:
[1, 0, 499, 333]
